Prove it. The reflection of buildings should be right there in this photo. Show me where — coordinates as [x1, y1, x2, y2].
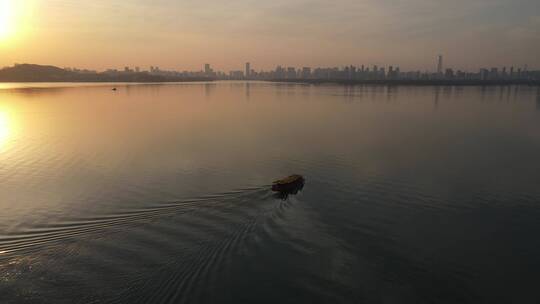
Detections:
[386, 85, 398, 101]
[434, 86, 440, 109]
[480, 86, 487, 102]
[245, 82, 250, 100]
[536, 87, 540, 111]
[443, 86, 452, 99]
[204, 83, 215, 98]
[345, 85, 356, 101]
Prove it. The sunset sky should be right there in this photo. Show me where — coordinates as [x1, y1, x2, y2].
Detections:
[0, 0, 538, 72]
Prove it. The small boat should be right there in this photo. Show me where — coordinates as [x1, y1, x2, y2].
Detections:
[112, 87, 117, 91]
[272, 174, 305, 193]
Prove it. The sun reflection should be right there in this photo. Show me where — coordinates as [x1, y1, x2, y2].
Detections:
[0, 111, 12, 151]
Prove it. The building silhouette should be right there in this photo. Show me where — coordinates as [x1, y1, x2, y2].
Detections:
[437, 55, 443, 74]
[16, 57, 537, 83]
[245, 62, 250, 79]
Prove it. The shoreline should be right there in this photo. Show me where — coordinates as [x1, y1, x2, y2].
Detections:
[1, 79, 539, 88]
[0, 78, 214, 83]
[264, 79, 540, 86]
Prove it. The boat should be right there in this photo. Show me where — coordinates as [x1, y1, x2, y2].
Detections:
[272, 174, 305, 193]
[112, 87, 117, 91]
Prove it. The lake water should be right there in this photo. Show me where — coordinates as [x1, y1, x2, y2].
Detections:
[0, 82, 539, 303]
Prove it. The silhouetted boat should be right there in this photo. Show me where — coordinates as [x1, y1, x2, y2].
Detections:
[112, 88, 117, 91]
[272, 174, 305, 193]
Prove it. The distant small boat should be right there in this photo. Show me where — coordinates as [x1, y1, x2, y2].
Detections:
[112, 88, 117, 91]
[272, 174, 305, 193]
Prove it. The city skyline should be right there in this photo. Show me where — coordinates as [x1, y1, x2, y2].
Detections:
[139, 59, 539, 82]
[53, 55, 540, 80]
[6, 54, 535, 77]
[2, 57, 538, 84]
[3, 58, 538, 77]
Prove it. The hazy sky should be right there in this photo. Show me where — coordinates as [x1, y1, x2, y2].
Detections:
[0, 0, 539, 71]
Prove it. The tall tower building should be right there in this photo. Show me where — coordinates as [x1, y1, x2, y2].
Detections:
[437, 55, 443, 74]
[245, 62, 251, 79]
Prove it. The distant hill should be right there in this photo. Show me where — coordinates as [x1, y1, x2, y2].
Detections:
[0, 64, 213, 82]
[0, 64, 77, 82]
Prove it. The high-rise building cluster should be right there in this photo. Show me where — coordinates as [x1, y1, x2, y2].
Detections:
[198, 59, 538, 81]
[97, 57, 539, 82]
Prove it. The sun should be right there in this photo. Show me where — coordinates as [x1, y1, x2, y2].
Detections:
[0, 0, 14, 40]
[0, 0, 35, 42]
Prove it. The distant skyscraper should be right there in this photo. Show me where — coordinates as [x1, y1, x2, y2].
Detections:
[275, 66, 285, 79]
[301, 67, 312, 79]
[437, 55, 443, 74]
[245, 62, 250, 79]
[286, 67, 297, 79]
[490, 67, 499, 79]
[204, 64, 211, 75]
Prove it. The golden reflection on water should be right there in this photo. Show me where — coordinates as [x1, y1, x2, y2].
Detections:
[0, 110, 13, 152]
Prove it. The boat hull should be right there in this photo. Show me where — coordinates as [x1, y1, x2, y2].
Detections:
[272, 175, 305, 193]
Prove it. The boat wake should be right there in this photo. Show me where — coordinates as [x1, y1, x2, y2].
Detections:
[0, 183, 311, 304]
[0, 187, 273, 260]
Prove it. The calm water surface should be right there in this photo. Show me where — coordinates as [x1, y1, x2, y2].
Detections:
[1, 82, 540, 303]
